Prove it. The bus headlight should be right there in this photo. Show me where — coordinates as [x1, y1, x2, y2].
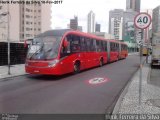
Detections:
[48, 59, 59, 67]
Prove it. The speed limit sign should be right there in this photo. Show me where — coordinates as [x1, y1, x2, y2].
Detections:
[134, 13, 151, 29]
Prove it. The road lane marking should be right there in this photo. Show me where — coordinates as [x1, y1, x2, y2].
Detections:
[88, 77, 109, 85]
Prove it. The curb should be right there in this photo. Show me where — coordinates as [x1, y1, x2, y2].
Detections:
[0, 73, 28, 82]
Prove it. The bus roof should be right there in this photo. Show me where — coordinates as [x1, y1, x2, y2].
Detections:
[36, 29, 71, 37]
[36, 29, 127, 45]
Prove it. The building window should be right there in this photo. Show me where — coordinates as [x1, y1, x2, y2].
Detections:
[26, 15, 30, 18]
[26, 8, 30, 12]
[26, 34, 31, 37]
[26, 21, 30, 25]
[26, 28, 30, 31]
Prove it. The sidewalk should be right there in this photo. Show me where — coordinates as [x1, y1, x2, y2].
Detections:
[0, 64, 27, 80]
[113, 62, 160, 114]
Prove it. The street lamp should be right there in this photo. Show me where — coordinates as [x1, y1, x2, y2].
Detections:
[0, 7, 10, 75]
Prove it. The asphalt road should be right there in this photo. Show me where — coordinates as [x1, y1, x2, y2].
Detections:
[0, 55, 140, 115]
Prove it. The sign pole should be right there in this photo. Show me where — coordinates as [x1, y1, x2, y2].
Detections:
[139, 29, 143, 105]
[134, 12, 151, 106]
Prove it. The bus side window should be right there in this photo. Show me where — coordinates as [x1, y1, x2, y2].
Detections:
[86, 38, 91, 52]
[60, 35, 71, 57]
[90, 39, 96, 51]
[93, 39, 97, 52]
[110, 42, 114, 52]
[102, 41, 106, 52]
[105, 41, 108, 52]
[71, 35, 80, 53]
[96, 40, 102, 52]
[110, 42, 112, 51]
[114, 43, 116, 51]
[116, 43, 119, 51]
[80, 37, 86, 51]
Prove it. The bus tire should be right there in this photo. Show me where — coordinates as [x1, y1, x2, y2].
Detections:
[100, 58, 103, 67]
[74, 61, 80, 74]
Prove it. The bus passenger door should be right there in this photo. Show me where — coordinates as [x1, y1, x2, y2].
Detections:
[60, 36, 74, 74]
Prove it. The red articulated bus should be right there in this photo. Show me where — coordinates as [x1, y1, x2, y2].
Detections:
[25, 29, 128, 75]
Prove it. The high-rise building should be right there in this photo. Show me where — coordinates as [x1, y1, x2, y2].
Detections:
[109, 9, 124, 40]
[93, 32, 115, 39]
[70, 16, 78, 30]
[122, 10, 139, 52]
[78, 26, 82, 32]
[87, 11, 95, 33]
[141, 9, 152, 43]
[126, 0, 141, 12]
[152, 5, 160, 44]
[0, 2, 51, 42]
[122, 10, 137, 41]
[152, 6, 160, 33]
[95, 23, 101, 32]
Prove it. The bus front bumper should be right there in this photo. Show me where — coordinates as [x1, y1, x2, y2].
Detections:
[25, 65, 62, 75]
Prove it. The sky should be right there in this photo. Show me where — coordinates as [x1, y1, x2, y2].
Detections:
[51, 0, 160, 32]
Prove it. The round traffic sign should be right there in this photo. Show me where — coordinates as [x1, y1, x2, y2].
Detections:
[134, 13, 151, 29]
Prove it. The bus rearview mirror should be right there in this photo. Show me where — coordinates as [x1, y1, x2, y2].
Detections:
[24, 40, 27, 48]
[63, 39, 68, 47]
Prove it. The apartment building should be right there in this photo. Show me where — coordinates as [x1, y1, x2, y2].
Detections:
[109, 9, 124, 40]
[70, 16, 78, 30]
[0, 1, 51, 42]
[126, 0, 141, 12]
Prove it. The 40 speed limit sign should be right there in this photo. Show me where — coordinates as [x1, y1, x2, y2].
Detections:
[134, 13, 151, 29]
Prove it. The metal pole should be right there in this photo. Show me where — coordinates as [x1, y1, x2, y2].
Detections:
[146, 27, 150, 64]
[139, 29, 143, 105]
[146, 10, 150, 64]
[7, 4, 10, 75]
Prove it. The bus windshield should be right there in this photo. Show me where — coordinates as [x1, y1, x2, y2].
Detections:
[27, 36, 61, 60]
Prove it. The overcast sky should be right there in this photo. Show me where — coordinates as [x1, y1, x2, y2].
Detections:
[51, 0, 160, 32]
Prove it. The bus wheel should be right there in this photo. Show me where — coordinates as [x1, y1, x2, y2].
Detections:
[100, 58, 103, 67]
[74, 62, 80, 74]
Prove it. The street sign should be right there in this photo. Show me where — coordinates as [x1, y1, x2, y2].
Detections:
[137, 40, 143, 46]
[134, 12, 152, 105]
[134, 13, 151, 29]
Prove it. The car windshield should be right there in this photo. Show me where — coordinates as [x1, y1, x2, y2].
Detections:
[27, 36, 61, 60]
